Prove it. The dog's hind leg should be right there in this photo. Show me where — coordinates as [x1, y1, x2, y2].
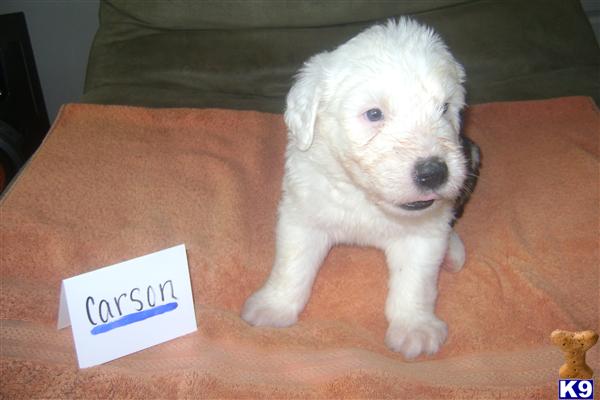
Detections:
[441, 230, 465, 273]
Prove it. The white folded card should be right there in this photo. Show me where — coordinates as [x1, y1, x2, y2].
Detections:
[57, 244, 197, 368]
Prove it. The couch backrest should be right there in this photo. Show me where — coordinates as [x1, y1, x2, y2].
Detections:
[84, 0, 599, 112]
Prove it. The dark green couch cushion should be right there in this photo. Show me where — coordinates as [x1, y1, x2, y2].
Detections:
[83, 0, 599, 113]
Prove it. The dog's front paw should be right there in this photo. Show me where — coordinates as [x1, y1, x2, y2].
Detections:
[385, 314, 448, 359]
[241, 289, 300, 328]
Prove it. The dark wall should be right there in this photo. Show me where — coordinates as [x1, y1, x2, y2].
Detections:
[0, 0, 99, 122]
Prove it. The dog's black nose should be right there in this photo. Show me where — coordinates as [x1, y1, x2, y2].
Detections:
[413, 157, 448, 190]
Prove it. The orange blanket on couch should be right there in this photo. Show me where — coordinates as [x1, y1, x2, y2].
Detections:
[1, 97, 598, 398]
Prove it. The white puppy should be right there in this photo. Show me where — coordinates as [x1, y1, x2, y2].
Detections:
[242, 18, 470, 359]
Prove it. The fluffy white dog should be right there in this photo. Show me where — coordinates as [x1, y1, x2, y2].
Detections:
[242, 18, 476, 359]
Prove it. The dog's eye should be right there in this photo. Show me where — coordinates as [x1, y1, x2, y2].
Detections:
[365, 108, 383, 122]
[442, 103, 450, 114]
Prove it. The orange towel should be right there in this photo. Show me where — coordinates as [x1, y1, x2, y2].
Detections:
[1, 97, 598, 398]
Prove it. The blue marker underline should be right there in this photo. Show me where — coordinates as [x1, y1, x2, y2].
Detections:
[91, 302, 178, 335]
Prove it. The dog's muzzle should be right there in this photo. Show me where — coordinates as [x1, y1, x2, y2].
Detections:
[397, 157, 448, 211]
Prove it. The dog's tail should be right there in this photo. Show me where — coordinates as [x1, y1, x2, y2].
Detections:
[451, 135, 481, 225]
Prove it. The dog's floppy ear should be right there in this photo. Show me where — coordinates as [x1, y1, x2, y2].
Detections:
[284, 55, 325, 151]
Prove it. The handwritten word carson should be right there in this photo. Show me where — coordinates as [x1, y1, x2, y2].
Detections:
[86, 280, 178, 326]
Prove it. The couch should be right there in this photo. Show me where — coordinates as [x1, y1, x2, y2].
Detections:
[82, 0, 599, 111]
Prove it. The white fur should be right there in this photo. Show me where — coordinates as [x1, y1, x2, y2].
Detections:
[242, 18, 468, 359]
